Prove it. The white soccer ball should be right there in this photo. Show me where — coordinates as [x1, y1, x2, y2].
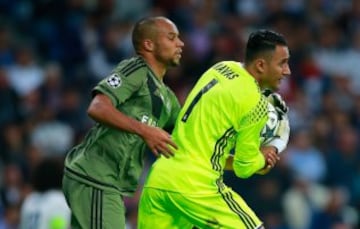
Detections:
[260, 103, 279, 145]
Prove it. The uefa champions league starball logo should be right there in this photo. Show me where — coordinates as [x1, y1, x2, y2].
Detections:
[107, 74, 122, 88]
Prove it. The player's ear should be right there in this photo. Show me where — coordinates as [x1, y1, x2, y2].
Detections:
[143, 39, 154, 52]
[255, 58, 266, 74]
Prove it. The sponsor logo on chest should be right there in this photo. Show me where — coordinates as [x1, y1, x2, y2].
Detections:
[141, 115, 157, 126]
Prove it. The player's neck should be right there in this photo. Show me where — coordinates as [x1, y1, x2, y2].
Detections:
[142, 55, 166, 81]
[243, 63, 260, 83]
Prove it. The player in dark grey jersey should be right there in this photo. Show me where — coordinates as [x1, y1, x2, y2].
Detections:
[62, 16, 184, 229]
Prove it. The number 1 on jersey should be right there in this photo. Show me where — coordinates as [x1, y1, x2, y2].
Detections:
[181, 79, 218, 122]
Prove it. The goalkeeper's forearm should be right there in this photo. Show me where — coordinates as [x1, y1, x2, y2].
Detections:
[225, 153, 275, 174]
[226, 155, 273, 175]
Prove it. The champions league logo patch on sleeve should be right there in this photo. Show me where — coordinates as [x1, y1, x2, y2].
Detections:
[106, 74, 122, 88]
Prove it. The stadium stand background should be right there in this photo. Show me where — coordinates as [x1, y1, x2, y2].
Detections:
[0, 0, 360, 228]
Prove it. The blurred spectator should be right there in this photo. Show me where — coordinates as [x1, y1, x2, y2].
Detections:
[309, 187, 358, 229]
[0, 25, 14, 67]
[297, 54, 326, 113]
[325, 125, 360, 204]
[87, 21, 127, 80]
[0, 123, 26, 166]
[57, 0, 88, 69]
[328, 75, 354, 112]
[284, 128, 327, 183]
[19, 157, 70, 229]
[336, 28, 360, 96]
[39, 62, 63, 112]
[30, 107, 74, 157]
[252, 177, 287, 229]
[282, 176, 330, 229]
[0, 68, 20, 127]
[337, 0, 360, 37]
[0, 204, 20, 229]
[0, 163, 28, 212]
[56, 87, 90, 140]
[114, 0, 149, 21]
[351, 94, 360, 130]
[310, 115, 333, 153]
[6, 45, 44, 97]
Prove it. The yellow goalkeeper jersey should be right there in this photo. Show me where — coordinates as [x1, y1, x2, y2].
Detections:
[144, 61, 268, 194]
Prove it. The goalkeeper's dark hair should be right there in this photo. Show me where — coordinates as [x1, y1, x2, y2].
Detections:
[132, 16, 166, 54]
[244, 29, 287, 64]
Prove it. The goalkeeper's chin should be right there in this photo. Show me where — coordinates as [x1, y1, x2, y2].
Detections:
[269, 78, 284, 92]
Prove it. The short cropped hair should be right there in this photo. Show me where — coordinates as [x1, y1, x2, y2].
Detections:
[244, 30, 287, 64]
[131, 17, 163, 54]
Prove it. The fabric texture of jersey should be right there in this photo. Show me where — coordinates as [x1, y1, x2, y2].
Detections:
[64, 56, 181, 196]
[19, 190, 70, 229]
[145, 61, 268, 194]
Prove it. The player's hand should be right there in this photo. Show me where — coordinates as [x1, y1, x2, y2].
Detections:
[262, 89, 288, 119]
[256, 146, 279, 175]
[256, 146, 280, 175]
[260, 145, 280, 169]
[141, 126, 178, 158]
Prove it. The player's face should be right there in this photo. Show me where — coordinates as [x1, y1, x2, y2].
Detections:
[263, 45, 291, 91]
[153, 20, 184, 67]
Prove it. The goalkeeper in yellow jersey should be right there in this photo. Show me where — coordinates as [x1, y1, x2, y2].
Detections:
[138, 30, 291, 229]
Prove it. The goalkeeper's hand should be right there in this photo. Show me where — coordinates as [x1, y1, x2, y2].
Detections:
[262, 89, 290, 154]
[262, 89, 288, 120]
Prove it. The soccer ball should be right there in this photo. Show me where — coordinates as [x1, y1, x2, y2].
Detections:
[260, 103, 279, 145]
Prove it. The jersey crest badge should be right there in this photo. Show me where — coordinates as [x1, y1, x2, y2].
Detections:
[107, 74, 122, 88]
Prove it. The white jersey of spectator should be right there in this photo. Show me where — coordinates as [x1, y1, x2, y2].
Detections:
[20, 190, 70, 229]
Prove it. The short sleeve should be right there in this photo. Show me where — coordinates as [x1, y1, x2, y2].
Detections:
[92, 71, 146, 106]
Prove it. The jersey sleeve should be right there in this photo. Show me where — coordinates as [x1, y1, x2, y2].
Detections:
[232, 96, 268, 178]
[92, 71, 145, 107]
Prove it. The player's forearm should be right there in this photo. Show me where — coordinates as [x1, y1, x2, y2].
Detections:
[230, 158, 270, 176]
[87, 94, 146, 135]
[225, 155, 269, 173]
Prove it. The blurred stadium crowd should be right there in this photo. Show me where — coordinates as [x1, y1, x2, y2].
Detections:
[1, 0, 360, 228]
